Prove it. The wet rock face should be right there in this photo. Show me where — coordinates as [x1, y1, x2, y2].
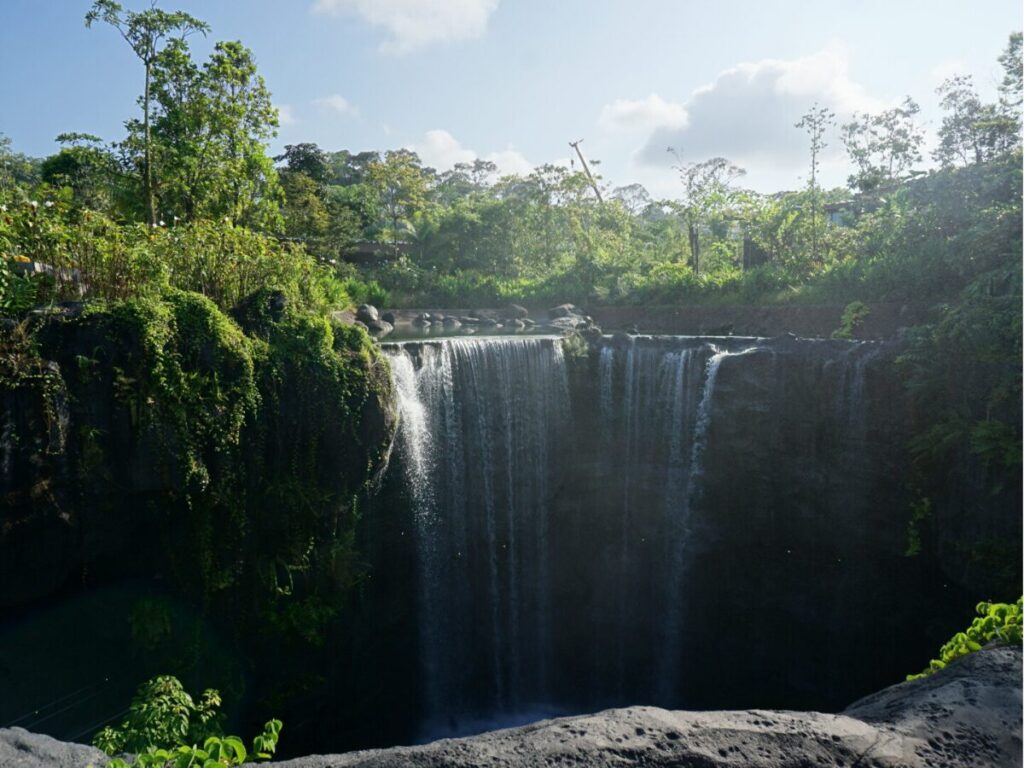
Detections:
[679, 339, 929, 710]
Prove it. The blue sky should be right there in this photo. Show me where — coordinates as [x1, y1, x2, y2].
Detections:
[1, 0, 1020, 194]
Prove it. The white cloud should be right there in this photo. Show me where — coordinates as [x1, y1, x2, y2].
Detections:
[412, 129, 476, 168]
[313, 94, 357, 115]
[486, 148, 533, 176]
[599, 94, 688, 133]
[929, 58, 968, 86]
[276, 104, 297, 126]
[636, 44, 885, 174]
[311, 0, 499, 53]
[407, 129, 534, 176]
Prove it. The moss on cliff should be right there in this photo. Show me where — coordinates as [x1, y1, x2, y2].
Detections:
[0, 290, 396, 646]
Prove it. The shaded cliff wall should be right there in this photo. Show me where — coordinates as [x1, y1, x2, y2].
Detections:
[0, 292, 396, 742]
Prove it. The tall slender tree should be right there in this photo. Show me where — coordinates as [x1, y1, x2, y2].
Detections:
[841, 97, 924, 192]
[795, 103, 835, 263]
[86, 1, 209, 226]
[668, 150, 745, 274]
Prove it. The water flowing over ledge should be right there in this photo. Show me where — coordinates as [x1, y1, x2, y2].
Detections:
[375, 334, 900, 742]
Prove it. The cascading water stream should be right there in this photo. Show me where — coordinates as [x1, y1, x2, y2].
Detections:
[379, 333, 884, 739]
[385, 337, 570, 737]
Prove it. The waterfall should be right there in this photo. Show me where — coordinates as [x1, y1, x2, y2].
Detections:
[384, 337, 570, 738]
[686, 346, 760, 499]
[595, 339, 728, 703]
[379, 333, 885, 738]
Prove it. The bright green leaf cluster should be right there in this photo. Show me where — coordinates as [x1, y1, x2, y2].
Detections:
[93, 675, 281, 767]
[907, 598, 1022, 679]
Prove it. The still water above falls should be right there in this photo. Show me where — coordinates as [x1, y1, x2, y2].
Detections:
[375, 333, 912, 742]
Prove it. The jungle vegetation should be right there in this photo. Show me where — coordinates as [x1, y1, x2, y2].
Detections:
[0, 3, 1020, 752]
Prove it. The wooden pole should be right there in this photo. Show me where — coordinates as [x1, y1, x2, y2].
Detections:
[569, 139, 603, 203]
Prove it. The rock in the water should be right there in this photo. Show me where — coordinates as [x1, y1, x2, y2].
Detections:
[548, 303, 582, 319]
[479, 317, 498, 327]
[459, 316, 480, 325]
[548, 315, 585, 332]
[365, 319, 393, 338]
[356, 304, 379, 324]
[381, 311, 396, 325]
[442, 317, 461, 329]
[502, 303, 529, 319]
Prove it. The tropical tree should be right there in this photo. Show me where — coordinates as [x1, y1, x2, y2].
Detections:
[933, 75, 1017, 168]
[367, 150, 432, 257]
[0, 133, 41, 195]
[998, 32, 1023, 112]
[669, 151, 745, 273]
[137, 38, 282, 228]
[85, 0, 209, 226]
[841, 97, 924, 192]
[276, 143, 331, 184]
[39, 133, 122, 213]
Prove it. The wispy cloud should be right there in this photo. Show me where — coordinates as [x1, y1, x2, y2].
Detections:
[312, 94, 357, 115]
[276, 104, 297, 126]
[929, 58, 968, 86]
[412, 128, 476, 167]
[636, 43, 885, 170]
[407, 129, 533, 176]
[599, 94, 688, 133]
[311, 0, 499, 53]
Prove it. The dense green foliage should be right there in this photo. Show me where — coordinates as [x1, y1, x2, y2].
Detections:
[908, 599, 1022, 680]
[2, 25, 1019, 315]
[94, 675, 281, 767]
[1, 3, 1020, 746]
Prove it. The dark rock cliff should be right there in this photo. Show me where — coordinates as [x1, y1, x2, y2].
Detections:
[0, 292, 397, 740]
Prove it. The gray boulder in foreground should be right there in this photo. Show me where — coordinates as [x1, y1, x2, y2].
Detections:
[267, 646, 1022, 768]
[2, 646, 1019, 767]
[0, 727, 106, 767]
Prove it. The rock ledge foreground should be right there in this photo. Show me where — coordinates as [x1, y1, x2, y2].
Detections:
[2, 646, 1019, 767]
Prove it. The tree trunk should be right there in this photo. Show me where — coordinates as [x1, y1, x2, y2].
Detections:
[811, 190, 818, 264]
[144, 60, 155, 227]
[688, 222, 700, 275]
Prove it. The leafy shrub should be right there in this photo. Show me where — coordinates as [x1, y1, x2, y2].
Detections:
[94, 676, 282, 767]
[832, 300, 871, 339]
[340, 276, 389, 308]
[0, 197, 351, 316]
[94, 676, 224, 755]
[103, 721, 282, 768]
[908, 598, 1022, 679]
